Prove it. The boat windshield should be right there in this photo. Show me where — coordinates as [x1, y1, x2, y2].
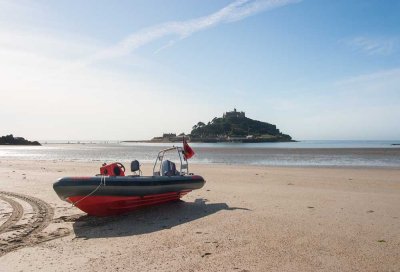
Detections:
[152, 147, 189, 176]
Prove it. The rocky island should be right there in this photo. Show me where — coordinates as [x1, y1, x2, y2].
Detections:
[0, 134, 41, 146]
[188, 109, 293, 143]
[126, 109, 293, 143]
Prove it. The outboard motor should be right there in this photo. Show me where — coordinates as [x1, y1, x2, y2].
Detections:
[100, 162, 125, 176]
[161, 160, 178, 176]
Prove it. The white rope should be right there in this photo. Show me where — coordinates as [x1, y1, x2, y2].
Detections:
[72, 175, 107, 207]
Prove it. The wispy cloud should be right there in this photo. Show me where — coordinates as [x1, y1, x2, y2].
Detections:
[345, 36, 397, 56]
[0, 28, 201, 140]
[89, 0, 300, 62]
[335, 68, 400, 87]
[269, 68, 400, 140]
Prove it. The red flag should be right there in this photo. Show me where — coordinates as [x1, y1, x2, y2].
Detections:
[183, 137, 195, 159]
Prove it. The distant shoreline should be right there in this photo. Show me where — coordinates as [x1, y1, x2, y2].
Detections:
[122, 139, 297, 144]
[2, 143, 400, 167]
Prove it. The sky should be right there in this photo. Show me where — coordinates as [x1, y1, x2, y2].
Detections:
[0, 0, 399, 141]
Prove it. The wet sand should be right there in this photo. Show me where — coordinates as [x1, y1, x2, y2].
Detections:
[0, 160, 399, 271]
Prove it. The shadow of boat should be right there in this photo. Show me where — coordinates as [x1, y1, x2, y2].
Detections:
[69, 198, 249, 239]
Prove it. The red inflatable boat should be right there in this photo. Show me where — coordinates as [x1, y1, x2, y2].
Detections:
[53, 146, 205, 216]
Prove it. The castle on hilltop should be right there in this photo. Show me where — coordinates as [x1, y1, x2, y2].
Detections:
[144, 107, 293, 143]
[223, 108, 245, 118]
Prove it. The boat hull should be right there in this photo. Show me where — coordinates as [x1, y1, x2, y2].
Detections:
[67, 191, 191, 216]
[54, 175, 205, 216]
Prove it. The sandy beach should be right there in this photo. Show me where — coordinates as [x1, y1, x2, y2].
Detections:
[0, 160, 399, 271]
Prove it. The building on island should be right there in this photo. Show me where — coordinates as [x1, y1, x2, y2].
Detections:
[151, 133, 182, 142]
[162, 133, 176, 139]
[223, 108, 245, 118]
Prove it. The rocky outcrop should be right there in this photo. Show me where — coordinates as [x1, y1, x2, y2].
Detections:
[0, 135, 41, 146]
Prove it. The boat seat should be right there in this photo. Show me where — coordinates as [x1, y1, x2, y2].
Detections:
[130, 160, 141, 176]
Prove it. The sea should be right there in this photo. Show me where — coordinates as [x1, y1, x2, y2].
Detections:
[0, 140, 399, 168]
